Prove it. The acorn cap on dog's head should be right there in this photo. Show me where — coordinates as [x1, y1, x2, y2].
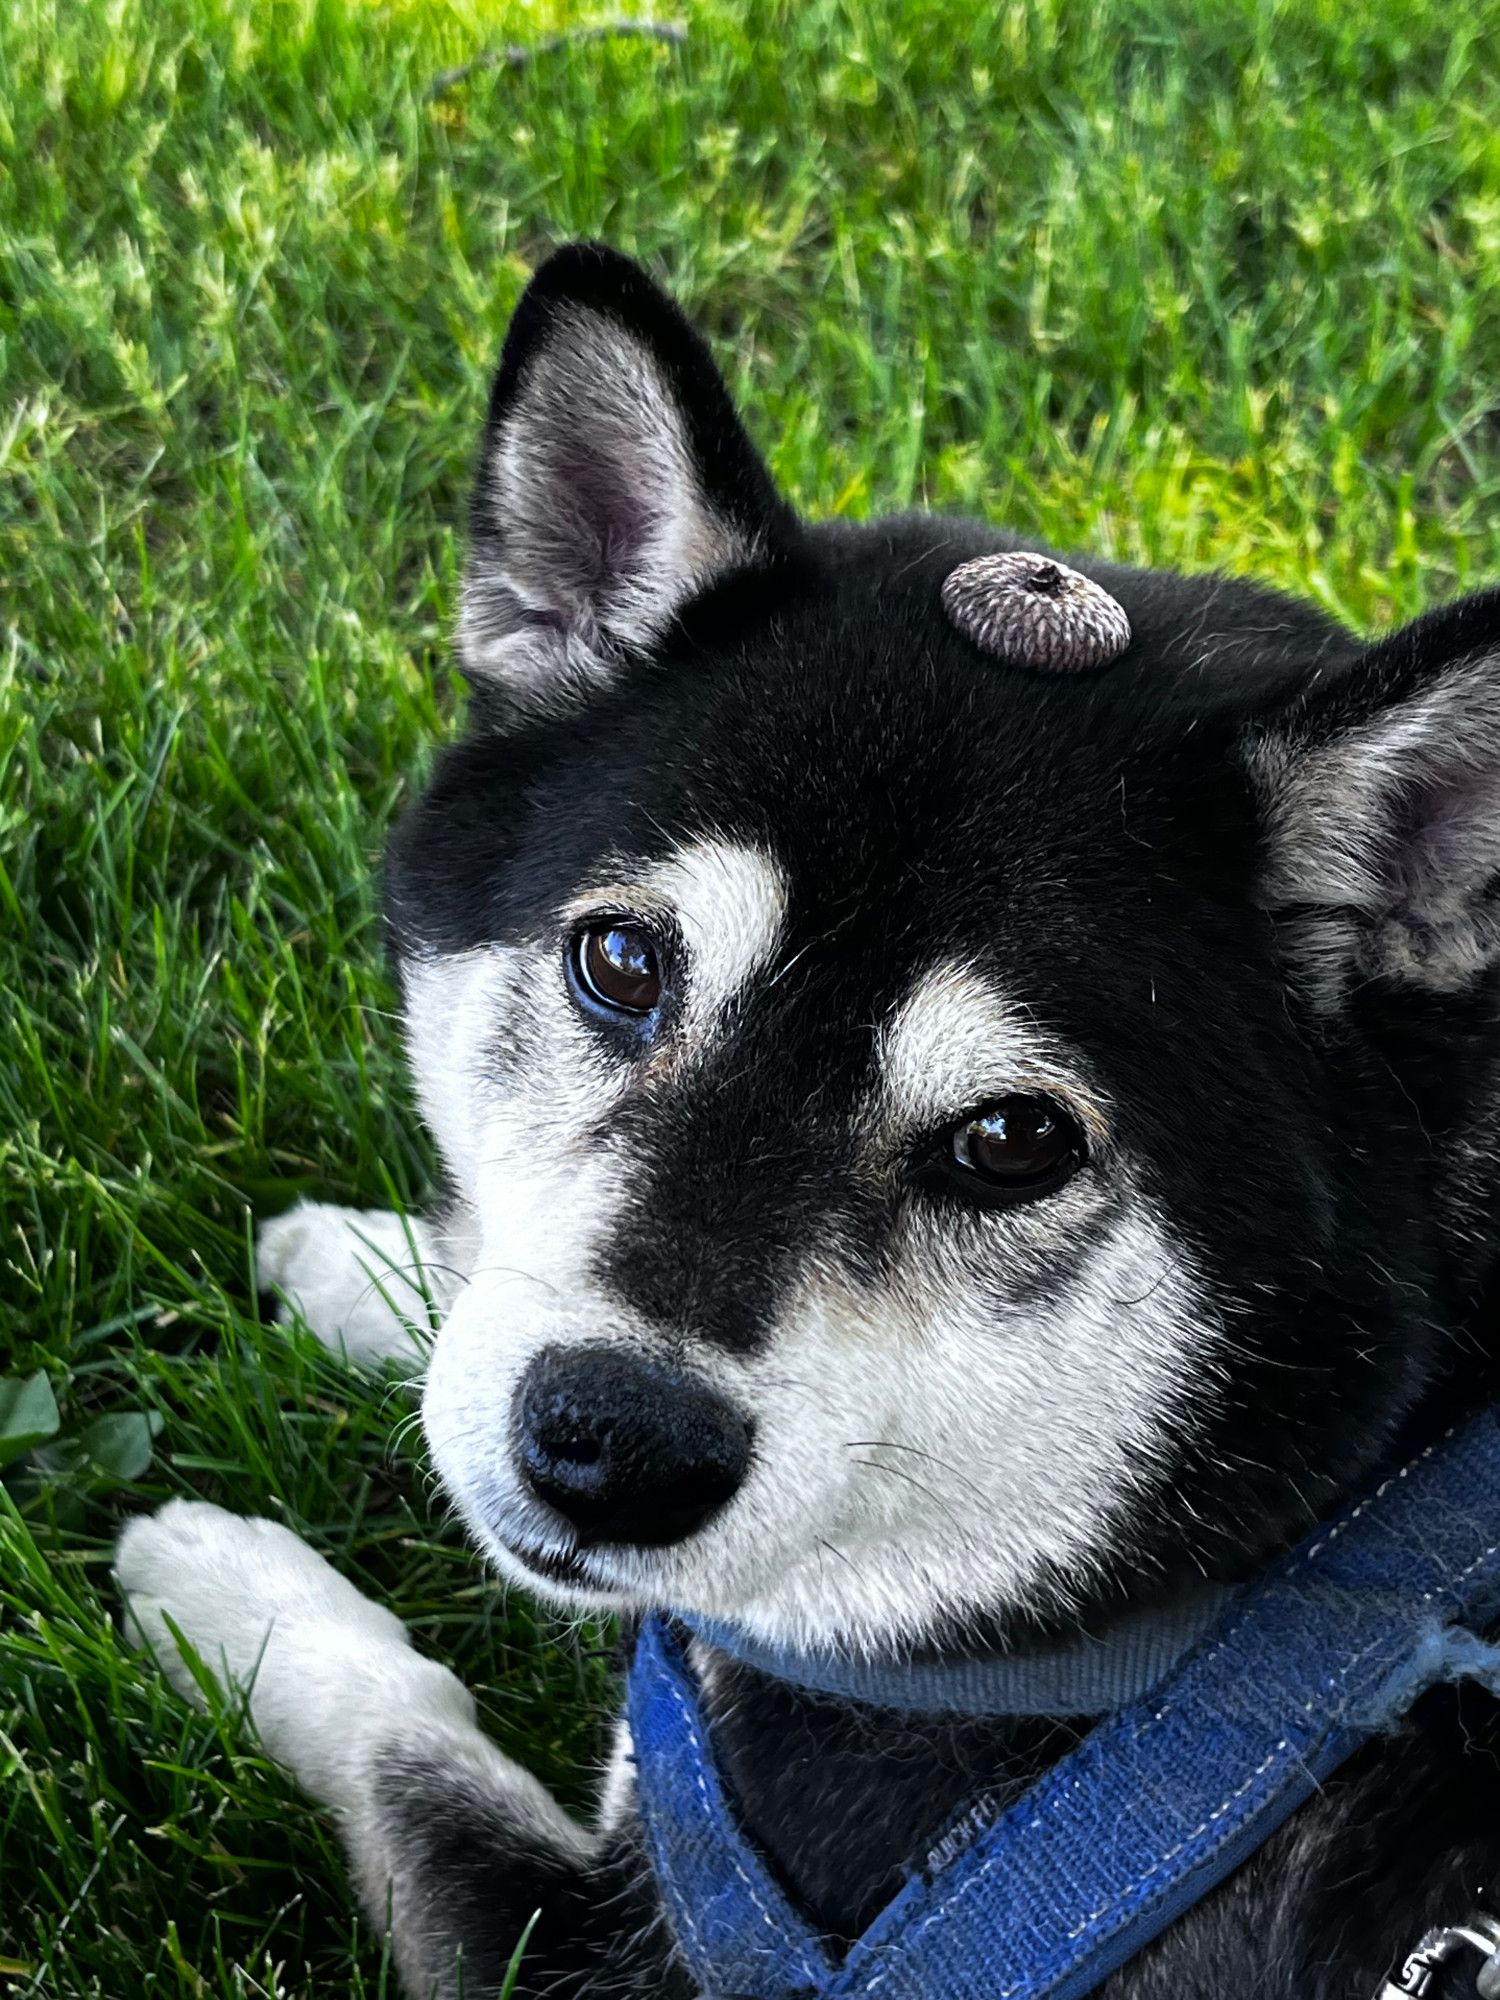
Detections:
[942, 553, 1131, 673]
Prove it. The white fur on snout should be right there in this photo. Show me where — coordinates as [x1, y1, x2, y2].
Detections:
[485, 1189, 1217, 1655]
[425, 1185, 1216, 1653]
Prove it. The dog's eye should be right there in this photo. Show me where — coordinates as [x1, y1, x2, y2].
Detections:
[571, 923, 662, 1016]
[939, 1097, 1085, 1203]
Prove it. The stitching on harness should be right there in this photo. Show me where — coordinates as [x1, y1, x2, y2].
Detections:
[856, 1419, 1497, 1995]
[856, 1739, 1289, 1999]
[660, 1659, 823, 1985]
[1133, 1424, 1458, 1741]
[1421, 1539, 1500, 1601]
[641, 1693, 707, 1965]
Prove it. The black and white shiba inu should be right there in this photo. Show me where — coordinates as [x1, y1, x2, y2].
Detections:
[118, 244, 1500, 1998]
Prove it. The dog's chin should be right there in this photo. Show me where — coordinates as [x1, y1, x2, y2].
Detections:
[482, 1527, 649, 1612]
[456, 1478, 1077, 1652]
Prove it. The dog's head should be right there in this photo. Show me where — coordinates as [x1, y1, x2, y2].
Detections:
[399, 244, 1500, 1656]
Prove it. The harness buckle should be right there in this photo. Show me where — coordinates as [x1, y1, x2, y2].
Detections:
[1375, 1912, 1500, 1998]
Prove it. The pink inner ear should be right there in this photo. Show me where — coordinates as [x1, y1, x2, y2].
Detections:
[941, 553, 1132, 674]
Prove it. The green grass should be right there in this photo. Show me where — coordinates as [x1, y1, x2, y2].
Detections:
[3, 0, 1499, 1988]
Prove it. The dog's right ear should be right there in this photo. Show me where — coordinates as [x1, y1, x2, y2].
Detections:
[1245, 588, 1500, 1012]
[460, 244, 796, 717]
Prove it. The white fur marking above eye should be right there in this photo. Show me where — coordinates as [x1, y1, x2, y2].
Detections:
[876, 960, 1103, 1140]
[646, 838, 789, 1037]
[562, 839, 789, 1046]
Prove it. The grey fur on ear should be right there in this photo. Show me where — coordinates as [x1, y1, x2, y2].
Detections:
[459, 246, 788, 715]
[1247, 601, 1500, 1009]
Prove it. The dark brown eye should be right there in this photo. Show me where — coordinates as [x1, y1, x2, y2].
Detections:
[572, 923, 662, 1016]
[945, 1096, 1085, 1200]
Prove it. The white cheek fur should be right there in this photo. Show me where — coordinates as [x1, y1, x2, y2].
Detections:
[402, 945, 626, 1204]
[706, 1200, 1218, 1653]
[409, 943, 646, 1602]
[512, 1191, 1218, 1657]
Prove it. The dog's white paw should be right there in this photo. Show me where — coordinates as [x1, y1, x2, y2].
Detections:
[117, 1500, 474, 1808]
[116, 1498, 408, 1691]
[256, 1201, 438, 1366]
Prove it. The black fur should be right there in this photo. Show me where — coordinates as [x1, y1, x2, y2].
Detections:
[363, 247, 1500, 1996]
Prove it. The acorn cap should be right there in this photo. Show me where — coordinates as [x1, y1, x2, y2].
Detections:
[941, 552, 1131, 673]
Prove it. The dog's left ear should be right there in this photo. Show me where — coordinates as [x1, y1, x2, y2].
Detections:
[1247, 589, 1500, 1008]
[460, 243, 796, 715]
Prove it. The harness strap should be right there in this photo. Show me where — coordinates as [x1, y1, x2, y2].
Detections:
[629, 1614, 836, 1996]
[628, 1405, 1500, 2000]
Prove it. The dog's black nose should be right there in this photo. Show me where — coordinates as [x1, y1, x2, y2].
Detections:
[515, 1347, 752, 1548]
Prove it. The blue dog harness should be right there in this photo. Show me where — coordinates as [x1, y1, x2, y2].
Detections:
[626, 1405, 1500, 1999]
